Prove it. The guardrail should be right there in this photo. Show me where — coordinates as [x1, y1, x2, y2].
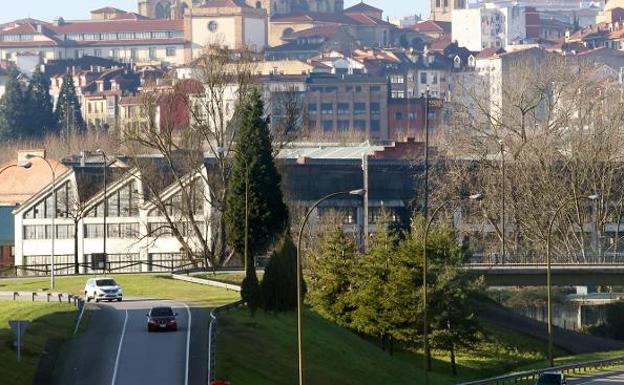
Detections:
[208, 300, 243, 384]
[171, 274, 242, 292]
[456, 356, 624, 385]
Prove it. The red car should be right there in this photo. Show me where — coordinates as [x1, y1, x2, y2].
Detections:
[146, 306, 178, 332]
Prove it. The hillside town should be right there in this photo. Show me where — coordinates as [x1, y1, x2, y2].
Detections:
[4, 1, 624, 385]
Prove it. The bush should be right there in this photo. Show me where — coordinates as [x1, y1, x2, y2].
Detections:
[261, 235, 301, 312]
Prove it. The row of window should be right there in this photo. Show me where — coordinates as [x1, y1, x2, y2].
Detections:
[24, 183, 73, 220]
[25, 221, 205, 240]
[308, 102, 381, 115]
[24, 225, 75, 240]
[62, 31, 183, 42]
[308, 85, 383, 93]
[312, 119, 381, 132]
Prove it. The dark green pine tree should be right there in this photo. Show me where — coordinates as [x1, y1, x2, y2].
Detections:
[261, 234, 300, 312]
[0, 69, 28, 139]
[226, 87, 288, 314]
[55, 72, 85, 136]
[28, 68, 57, 137]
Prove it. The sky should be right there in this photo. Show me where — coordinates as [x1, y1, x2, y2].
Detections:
[0, 0, 430, 24]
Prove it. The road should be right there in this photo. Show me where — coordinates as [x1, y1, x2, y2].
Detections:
[570, 369, 624, 384]
[52, 298, 209, 385]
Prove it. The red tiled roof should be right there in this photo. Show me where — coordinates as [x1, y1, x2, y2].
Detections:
[428, 36, 452, 51]
[67, 38, 186, 47]
[344, 2, 382, 13]
[410, 20, 451, 33]
[477, 47, 505, 58]
[110, 12, 150, 21]
[0, 157, 69, 205]
[53, 19, 183, 34]
[346, 13, 394, 27]
[271, 12, 359, 24]
[288, 25, 343, 39]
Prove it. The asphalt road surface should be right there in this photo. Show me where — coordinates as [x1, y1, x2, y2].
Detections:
[52, 298, 208, 385]
[569, 369, 624, 384]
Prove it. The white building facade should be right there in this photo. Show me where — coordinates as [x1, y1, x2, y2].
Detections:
[14, 166, 213, 274]
[452, 3, 527, 51]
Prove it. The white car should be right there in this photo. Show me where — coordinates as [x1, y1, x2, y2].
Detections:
[84, 278, 123, 302]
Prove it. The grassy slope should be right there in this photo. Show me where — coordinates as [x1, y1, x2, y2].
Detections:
[0, 302, 77, 385]
[0, 274, 239, 306]
[215, 309, 569, 385]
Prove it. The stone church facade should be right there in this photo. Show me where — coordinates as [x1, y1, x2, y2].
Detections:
[139, 0, 344, 19]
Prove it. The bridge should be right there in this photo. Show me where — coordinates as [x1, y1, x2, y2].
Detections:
[464, 263, 624, 286]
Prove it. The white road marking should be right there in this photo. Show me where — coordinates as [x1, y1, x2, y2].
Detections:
[111, 309, 128, 385]
[73, 301, 87, 336]
[182, 303, 192, 385]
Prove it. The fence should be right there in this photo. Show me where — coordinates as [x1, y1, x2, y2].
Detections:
[456, 356, 624, 385]
[208, 300, 243, 384]
[0, 260, 208, 277]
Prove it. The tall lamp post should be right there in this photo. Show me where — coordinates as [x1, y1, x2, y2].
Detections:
[499, 139, 506, 264]
[24, 154, 57, 289]
[423, 86, 431, 219]
[423, 193, 482, 385]
[96, 149, 108, 272]
[545, 193, 599, 367]
[217, 147, 250, 273]
[296, 188, 365, 385]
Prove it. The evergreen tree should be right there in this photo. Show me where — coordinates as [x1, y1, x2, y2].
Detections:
[307, 226, 359, 328]
[261, 234, 300, 312]
[0, 69, 28, 139]
[225, 87, 288, 272]
[28, 68, 56, 136]
[55, 73, 85, 136]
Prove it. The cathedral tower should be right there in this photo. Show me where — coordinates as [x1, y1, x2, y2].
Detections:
[431, 0, 466, 22]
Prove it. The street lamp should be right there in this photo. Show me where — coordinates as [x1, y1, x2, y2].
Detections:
[216, 147, 250, 274]
[24, 154, 56, 289]
[96, 149, 108, 272]
[296, 188, 365, 385]
[545, 193, 599, 367]
[499, 139, 506, 264]
[423, 193, 482, 384]
[423, 85, 431, 219]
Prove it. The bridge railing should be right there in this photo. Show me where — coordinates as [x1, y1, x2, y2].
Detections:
[456, 355, 624, 385]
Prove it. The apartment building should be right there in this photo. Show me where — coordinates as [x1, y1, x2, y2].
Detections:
[304, 73, 389, 140]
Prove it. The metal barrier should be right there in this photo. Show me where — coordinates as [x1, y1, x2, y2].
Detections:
[456, 355, 624, 385]
[208, 300, 243, 384]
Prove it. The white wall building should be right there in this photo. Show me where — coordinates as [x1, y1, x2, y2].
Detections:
[14, 164, 213, 274]
[452, 3, 527, 51]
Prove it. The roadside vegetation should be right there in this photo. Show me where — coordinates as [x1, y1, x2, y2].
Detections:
[0, 274, 239, 306]
[214, 308, 566, 385]
[0, 302, 77, 385]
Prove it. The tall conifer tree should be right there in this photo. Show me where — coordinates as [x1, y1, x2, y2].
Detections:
[28, 68, 56, 136]
[0, 69, 28, 139]
[55, 72, 85, 136]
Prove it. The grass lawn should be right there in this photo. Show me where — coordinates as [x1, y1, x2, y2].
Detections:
[214, 309, 572, 385]
[0, 274, 240, 306]
[0, 301, 77, 385]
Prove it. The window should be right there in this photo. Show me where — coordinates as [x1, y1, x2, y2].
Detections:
[94, 49, 102, 57]
[130, 48, 137, 60]
[420, 72, 427, 84]
[391, 90, 405, 98]
[354, 102, 366, 114]
[322, 120, 333, 131]
[321, 103, 333, 115]
[337, 103, 349, 114]
[208, 21, 218, 32]
[371, 120, 380, 132]
[391, 75, 405, 84]
[84, 224, 104, 238]
[307, 103, 317, 115]
[337, 120, 349, 131]
[149, 47, 157, 60]
[166, 47, 176, 57]
[370, 85, 381, 92]
[408, 112, 417, 121]
[370, 103, 380, 114]
[24, 225, 46, 240]
[395, 112, 403, 120]
[355, 86, 362, 93]
[324, 86, 337, 93]
[354, 120, 366, 131]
